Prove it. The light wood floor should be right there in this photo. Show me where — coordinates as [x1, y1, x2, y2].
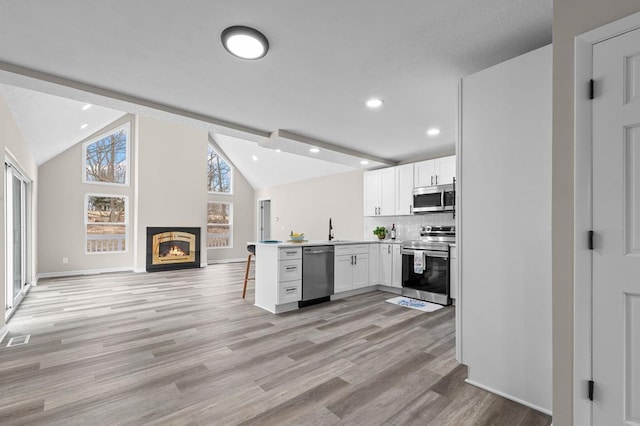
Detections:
[0, 263, 551, 425]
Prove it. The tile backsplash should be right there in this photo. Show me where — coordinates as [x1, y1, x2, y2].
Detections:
[364, 213, 455, 241]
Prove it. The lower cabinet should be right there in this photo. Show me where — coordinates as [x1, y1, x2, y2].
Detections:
[334, 245, 369, 293]
[379, 243, 402, 288]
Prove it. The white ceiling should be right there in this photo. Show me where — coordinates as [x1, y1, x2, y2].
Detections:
[0, 84, 125, 165]
[213, 134, 356, 189]
[0, 0, 552, 166]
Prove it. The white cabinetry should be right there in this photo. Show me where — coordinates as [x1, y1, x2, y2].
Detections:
[368, 244, 380, 285]
[255, 245, 302, 313]
[392, 244, 402, 288]
[450, 244, 457, 300]
[395, 164, 414, 215]
[379, 243, 402, 288]
[363, 168, 396, 216]
[414, 155, 456, 187]
[334, 245, 369, 292]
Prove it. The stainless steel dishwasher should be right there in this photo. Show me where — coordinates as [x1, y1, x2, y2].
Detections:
[300, 245, 334, 307]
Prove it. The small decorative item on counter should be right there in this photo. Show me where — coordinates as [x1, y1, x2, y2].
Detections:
[373, 226, 387, 240]
[289, 231, 305, 242]
[391, 224, 396, 240]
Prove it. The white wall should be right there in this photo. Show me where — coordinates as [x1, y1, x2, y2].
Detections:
[460, 45, 552, 413]
[38, 115, 135, 274]
[254, 170, 364, 242]
[134, 115, 208, 270]
[552, 2, 640, 425]
[0, 94, 38, 330]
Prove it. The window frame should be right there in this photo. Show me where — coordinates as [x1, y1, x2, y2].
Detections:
[207, 143, 234, 195]
[82, 122, 131, 187]
[84, 193, 128, 254]
[207, 201, 233, 249]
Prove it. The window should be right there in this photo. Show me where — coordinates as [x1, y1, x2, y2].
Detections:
[83, 123, 129, 185]
[207, 202, 232, 248]
[207, 144, 232, 194]
[85, 194, 127, 253]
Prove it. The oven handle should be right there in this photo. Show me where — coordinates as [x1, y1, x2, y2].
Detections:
[402, 249, 448, 259]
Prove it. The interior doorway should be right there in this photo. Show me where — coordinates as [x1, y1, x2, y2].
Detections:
[258, 199, 271, 241]
[5, 161, 31, 315]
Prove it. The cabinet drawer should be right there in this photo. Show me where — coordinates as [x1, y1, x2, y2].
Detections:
[279, 247, 302, 260]
[279, 259, 302, 282]
[334, 245, 353, 256]
[278, 280, 301, 304]
[352, 244, 369, 254]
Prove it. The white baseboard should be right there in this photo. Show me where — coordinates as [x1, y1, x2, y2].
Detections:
[0, 324, 8, 344]
[464, 378, 552, 416]
[37, 266, 135, 279]
[208, 258, 245, 264]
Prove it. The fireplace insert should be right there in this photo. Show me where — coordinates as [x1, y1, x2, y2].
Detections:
[146, 227, 201, 272]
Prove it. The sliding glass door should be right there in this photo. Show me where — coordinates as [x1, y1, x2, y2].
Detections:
[5, 162, 30, 312]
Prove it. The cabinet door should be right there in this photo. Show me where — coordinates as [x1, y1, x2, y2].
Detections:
[379, 244, 393, 286]
[391, 244, 402, 288]
[435, 155, 456, 185]
[379, 167, 396, 216]
[363, 170, 381, 216]
[334, 255, 354, 293]
[352, 253, 369, 289]
[414, 160, 435, 187]
[395, 164, 414, 215]
[368, 244, 380, 285]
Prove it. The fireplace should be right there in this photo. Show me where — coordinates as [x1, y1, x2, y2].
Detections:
[146, 227, 201, 272]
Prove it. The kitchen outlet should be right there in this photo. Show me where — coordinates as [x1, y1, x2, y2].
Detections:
[62, 257, 69, 264]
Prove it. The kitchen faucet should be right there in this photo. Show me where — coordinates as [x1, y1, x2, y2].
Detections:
[329, 218, 334, 241]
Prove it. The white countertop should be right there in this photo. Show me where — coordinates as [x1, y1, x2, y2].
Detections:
[250, 239, 404, 247]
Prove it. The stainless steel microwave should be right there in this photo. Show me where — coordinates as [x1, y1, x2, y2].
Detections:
[413, 183, 455, 213]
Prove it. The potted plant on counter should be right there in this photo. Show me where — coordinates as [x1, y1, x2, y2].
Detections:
[373, 226, 387, 240]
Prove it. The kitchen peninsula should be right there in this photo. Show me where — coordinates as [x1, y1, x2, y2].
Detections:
[253, 240, 403, 313]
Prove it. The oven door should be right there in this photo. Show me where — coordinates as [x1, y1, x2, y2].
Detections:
[401, 249, 450, 304]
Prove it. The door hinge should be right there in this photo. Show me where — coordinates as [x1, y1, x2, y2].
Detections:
[589, 79, 595, 100]
[588, 230, 594, 250]
[588, 380, 594, 401]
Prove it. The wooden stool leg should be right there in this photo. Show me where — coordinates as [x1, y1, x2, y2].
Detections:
[242, 253, 252, 299]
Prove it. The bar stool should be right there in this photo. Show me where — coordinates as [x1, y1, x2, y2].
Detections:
[242, 244, 256, 299]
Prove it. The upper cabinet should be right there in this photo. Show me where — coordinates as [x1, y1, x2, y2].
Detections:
[363, 167, 396, 216]
[395, 164, 414, 216]
[414, 155, 456, 187]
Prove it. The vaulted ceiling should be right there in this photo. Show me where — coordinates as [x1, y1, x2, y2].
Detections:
[0, 0, 552, 172]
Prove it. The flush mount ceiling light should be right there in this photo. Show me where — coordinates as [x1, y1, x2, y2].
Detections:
[221, 26, 269, 60]
[80, 123, 88, 129]
[309, 147, 320, 153]
[81, 103, 92, 111]
[427, 128, 441, 136]
[360, 160, 370, 165]
[366, 98, 383, 108]
[252, 155, 258, 161]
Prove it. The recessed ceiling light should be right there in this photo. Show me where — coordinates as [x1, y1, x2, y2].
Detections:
[309, 148, 320, 153]
[82, 103, 92, 111]
[252, 155, 258, 161]
[360, 160, 370, 165]
[80, 123, 88, 129]
[366, 98, 383, 108]
[221, 26, 269, 60]
[427, 128, 441, 136]
[275, 149, 281, 153]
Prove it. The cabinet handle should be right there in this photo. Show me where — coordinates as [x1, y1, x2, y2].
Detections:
[430, 175, 434, 185]
[350, 255, 354, 265]
[285, 287, 296, 293]
[435, 175, 439, 185]
[354, 255, 357, 265]
[409, 205, 412, 214]
[286, 251, 297, 255]
[285, 266, 297, 271]
[388, 245, 391, 254]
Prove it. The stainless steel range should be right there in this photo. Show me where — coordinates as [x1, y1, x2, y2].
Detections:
[401, 225, 455, 305]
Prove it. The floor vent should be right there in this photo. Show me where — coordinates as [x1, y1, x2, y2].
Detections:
[6, 335, 30, 347]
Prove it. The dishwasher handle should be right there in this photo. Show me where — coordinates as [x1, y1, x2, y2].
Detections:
[304, 246, 334, 255]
